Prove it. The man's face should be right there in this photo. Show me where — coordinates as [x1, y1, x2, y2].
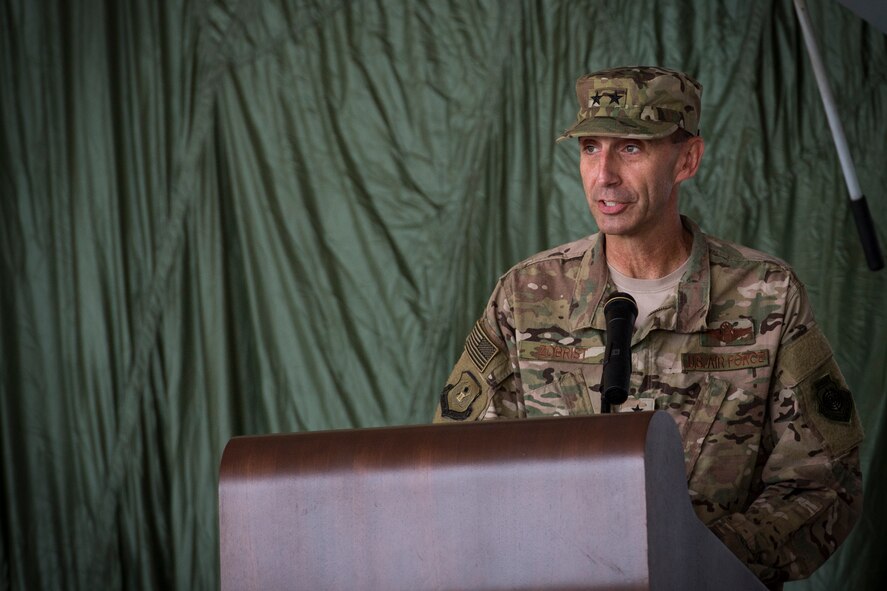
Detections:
[578, 135, 703, 240]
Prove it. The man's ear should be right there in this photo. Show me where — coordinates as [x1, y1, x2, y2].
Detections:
[675, 136, 705, 183]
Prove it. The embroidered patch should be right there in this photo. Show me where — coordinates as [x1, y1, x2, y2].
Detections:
[617, 398, 656, 413]
[465, 320, 498, 372]
[701, 319, 756, 347]
[813, 375, 853, 423]
[440, 371, 482, 420]
[682, 350, 770, 372]
[588, 87, 626, 107]
[518, 341, 605, 364]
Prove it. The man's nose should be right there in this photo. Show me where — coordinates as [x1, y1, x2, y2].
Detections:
[596, 150, 620, 185]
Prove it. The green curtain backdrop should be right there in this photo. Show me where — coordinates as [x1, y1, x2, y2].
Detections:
[1, 1, 885, 589]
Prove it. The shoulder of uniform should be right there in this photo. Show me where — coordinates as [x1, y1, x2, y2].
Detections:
[504, 233, 597, 276]
[704, 232, 796, 278]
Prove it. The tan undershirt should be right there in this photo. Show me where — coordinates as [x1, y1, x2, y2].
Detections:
[607, 255, 690, 328]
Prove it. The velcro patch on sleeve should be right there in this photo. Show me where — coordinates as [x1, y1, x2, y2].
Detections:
[796, 358, 864, 457]
[777, 326, 833, 388]
[434, 317, 512, 422]
[466, 319, 498, 373]
[436, 351, 492, 422]
[440, 369, 483, 420]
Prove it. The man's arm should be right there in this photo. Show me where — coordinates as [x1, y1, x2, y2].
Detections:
[434, 283, 522, 422]
[710, 279, 864, 585]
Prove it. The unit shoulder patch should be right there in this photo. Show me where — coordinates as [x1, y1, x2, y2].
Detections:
[813, 375, 853, 423]
[440, 370, 482, 420]
[795, 359, 864, 457]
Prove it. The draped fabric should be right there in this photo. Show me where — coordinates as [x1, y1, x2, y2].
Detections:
[1, 1, 885, 589]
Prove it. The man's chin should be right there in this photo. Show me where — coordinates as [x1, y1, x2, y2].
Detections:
[589, 215, 636, 237]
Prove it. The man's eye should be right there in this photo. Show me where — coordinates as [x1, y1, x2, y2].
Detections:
[624, 144, 641, 154]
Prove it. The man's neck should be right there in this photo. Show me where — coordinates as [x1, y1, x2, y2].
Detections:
[604, 219, 693, 280]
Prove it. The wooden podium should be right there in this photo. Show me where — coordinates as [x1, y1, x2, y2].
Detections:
[218, 411, 765, 590]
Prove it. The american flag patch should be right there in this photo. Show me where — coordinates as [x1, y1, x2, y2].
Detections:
[466, 320, 498, 372]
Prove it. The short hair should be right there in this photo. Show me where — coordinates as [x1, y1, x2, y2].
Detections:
[670, 129, 695, 144]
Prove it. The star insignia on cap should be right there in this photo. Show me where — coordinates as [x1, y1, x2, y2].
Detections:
[590, 92, 605, 106]
[606, 91, 624, 105]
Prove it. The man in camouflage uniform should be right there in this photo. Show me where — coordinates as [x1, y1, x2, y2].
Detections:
[434, 66, 863, 588]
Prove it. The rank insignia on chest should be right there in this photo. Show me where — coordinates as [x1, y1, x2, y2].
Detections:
[701, 319, 756, 347]
[617, 398, 656, 413]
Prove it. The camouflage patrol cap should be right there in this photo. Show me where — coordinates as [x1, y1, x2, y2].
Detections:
[557, 66, 702, 141]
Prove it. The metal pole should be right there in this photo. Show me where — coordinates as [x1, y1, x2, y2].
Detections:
[792, 0, 883, 270]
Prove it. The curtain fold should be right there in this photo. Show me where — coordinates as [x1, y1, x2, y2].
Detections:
[2, 1, 885, 589]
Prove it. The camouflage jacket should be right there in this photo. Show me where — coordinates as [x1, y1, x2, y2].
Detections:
[434, 217, 863, 586]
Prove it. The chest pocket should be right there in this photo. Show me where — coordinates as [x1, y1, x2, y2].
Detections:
[558, 371, 596, 415]
[518, 363, 603, 417]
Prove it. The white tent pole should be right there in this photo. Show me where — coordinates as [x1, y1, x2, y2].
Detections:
[792, 0, 883, 270]
[793, 0, 861, 198]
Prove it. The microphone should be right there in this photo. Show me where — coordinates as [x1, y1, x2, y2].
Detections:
[601, 292, 637, 413]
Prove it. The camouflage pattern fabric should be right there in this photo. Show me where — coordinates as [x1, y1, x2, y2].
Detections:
[435, 216, 864, 587]
[557, 66, 703, 141]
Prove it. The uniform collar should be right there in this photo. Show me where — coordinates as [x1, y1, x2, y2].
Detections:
[568, 216, 710, 334]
